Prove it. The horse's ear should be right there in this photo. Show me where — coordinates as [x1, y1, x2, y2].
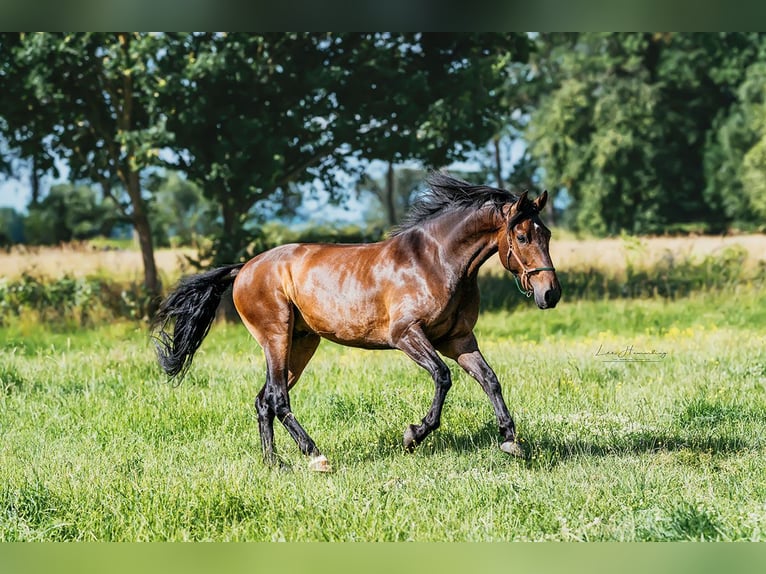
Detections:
[506, 191, 529, 223]
[513, 191, 529, 212]
[533, 190, 548, 212]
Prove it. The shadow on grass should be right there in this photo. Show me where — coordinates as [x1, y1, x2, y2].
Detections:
[517, 430, 759, 471]
[364, 419, 762, 470]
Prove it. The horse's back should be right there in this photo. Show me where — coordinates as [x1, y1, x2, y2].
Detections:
[232, 236, 473, 348]
[233, 241, 397, 347]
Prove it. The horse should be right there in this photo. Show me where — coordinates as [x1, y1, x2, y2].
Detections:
[151, 172, 561, 471]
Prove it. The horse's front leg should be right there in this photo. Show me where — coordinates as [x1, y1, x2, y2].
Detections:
[393, 324, 453, 451]
[440, 333, 523, 457]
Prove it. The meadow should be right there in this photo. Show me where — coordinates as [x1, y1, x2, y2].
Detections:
[1, 237, 766, 541]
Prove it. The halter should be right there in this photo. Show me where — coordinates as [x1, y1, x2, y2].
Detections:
[505, 222, 556, 297]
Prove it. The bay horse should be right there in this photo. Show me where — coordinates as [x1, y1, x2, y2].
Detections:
[152, 172, 561, 471]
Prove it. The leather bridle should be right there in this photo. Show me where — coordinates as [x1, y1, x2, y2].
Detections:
[505, 219, 556, 297]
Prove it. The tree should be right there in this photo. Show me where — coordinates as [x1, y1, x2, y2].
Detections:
[0, 33, 59, 206]
[154, 33, 358, 266]
[704, 57, 766, 227]
[155, 33, 533, 264]
[526, 33, 766, 235]
[337, 33, 532, 220]
[0, 207, 24, 245]
[23, 183, 124, 245]
[3, 33, 171, 307]
[146, 171, 216, 247]
[356, 165, 424, 227]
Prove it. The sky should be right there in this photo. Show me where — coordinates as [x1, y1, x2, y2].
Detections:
[0, 179, 30, 212]
[0, 155, 70, 213]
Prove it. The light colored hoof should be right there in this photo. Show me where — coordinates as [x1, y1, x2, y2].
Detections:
[308, 455, 333, 472]
[403, 425, 418, 452]
[500, 440, 524, 458]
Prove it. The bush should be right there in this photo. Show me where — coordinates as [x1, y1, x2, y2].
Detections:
[0, 273, 155, 328]
[478, 245, 766, 311]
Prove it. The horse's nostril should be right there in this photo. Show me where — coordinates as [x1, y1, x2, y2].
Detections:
[543, 288, 559, 308]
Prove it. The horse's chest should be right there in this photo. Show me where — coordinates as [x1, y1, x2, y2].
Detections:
[420, 283, 480, 337]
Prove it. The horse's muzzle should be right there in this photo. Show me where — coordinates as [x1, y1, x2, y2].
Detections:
[535, 283, 561, 309]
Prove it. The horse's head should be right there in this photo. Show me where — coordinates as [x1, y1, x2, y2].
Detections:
[498, 190, 561, 309]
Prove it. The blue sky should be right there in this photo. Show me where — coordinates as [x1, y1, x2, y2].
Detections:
[0, 179, 29, 212]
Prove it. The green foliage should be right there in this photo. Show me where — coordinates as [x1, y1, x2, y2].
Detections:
[0, 244, 762, 333]
[704, 61, 766, 228]
[0, 273, 155, 327]
[336, 34, 530, 167]
[260, 221, 385, 247]
[527, 33, 766, 235]
[0, 273, 99, 326]
[0, 207, 25, 245]
[151, 33, 531, 265]
[188, 221, 386, 270]
[0, 34, 59, 200]
[355, 165, 425, 226]
[478, 245, 766, 312]
[146, 171, 216, 248]
[22, 183, 125, 245]
[5, 32, 766, 265]
[2, 32, 177, 300]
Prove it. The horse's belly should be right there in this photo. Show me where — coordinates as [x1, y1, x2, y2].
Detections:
[293, 300, 392, 349]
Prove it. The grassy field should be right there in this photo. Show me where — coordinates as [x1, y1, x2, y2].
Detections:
[2, 282, 766, 541]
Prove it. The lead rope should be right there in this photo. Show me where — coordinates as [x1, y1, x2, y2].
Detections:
[505, 230, 556, 297]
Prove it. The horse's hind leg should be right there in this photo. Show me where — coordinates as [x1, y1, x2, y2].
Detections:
[239, 292, 327, 470]
[262, 338, 329, 471]
[254, 387, 277, 465]
[254, 332, 320, 466]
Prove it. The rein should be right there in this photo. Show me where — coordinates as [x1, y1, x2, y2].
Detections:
[505, 226, 556, 297]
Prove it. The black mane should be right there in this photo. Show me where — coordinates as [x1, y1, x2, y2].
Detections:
[391, 172, 520, 236]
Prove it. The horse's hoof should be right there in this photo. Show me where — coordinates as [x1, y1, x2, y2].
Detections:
[500, 440, 524, 458]
[308, 454, 333, 472]
[403, 425, 418, 452]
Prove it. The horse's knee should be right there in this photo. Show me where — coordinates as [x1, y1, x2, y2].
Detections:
[434, 363, 452, 389]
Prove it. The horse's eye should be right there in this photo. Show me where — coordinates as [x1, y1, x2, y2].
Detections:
[516, 234, 527, 244]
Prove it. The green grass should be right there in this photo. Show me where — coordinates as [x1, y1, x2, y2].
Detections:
[1, 288, 766, 541]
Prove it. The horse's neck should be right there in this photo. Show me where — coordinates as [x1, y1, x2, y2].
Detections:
[431, 208, 502, 279]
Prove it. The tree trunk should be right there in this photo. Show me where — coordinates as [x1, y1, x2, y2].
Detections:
[30, 155, 40, 206]
[126, 169, 161, 316]
[217, 197, 242, 322]
[385, 161, 397, 226]
[113, 32, 161, 317]
[546, 192, 557, 227]
[493, 135, 503, 189]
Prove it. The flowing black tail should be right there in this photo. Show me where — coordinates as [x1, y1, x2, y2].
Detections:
[151, 263, 245, 380]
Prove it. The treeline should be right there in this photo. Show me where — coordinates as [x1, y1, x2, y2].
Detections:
[2, 33, 766, 307]
[527, 33, 766, 236]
